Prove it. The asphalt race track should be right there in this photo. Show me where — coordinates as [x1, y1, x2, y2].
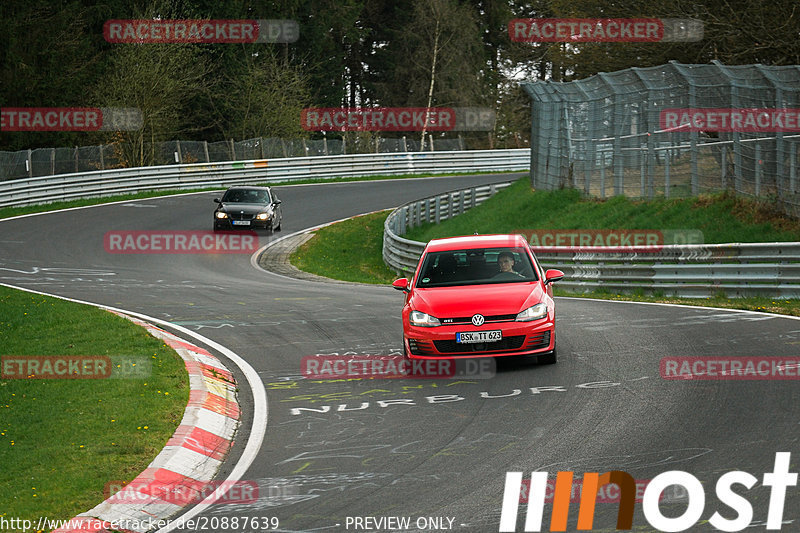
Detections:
[2, 173, 800, 532]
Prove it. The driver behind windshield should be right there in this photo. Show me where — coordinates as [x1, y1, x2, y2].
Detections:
[493, 251, 523, 279]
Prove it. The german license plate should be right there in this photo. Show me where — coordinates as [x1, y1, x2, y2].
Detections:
[456, 330, 502, 343]
[232, 220, 251, 226]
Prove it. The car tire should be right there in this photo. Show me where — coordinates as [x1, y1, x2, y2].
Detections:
[538, 348, 557, 365]
[275, 218, 282, 231]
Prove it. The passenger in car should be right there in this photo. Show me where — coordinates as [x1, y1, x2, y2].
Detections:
[432, 254, 458, 283]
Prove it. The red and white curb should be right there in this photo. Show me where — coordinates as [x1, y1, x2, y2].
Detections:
[53, 312, 240, 533]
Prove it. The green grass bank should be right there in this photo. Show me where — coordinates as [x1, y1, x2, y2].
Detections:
[290, 178, 800, 316]
[0, 286, 188, 525]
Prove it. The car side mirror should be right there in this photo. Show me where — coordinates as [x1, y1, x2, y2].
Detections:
[392, 278, 410, 292]
[273, 199, 282, 205]
[544, 269, 564, 285]
[213, 198, 221, 203]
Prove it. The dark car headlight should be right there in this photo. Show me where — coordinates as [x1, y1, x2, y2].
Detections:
[410, 310, 441, 327]
[516, 302, 548, 322]
[256, 212, 271, 220]
[215, 211, 228, 219]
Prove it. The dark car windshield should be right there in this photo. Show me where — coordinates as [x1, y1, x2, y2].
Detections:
[415, 247, 538, 288]
[222, 189, 270, 204]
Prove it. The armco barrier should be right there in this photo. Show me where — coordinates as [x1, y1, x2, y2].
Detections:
[383, 185, 800, 298]
[0, 149, 529, 208]
[536, 245, 800, 298]
[382, 182, 513, 273]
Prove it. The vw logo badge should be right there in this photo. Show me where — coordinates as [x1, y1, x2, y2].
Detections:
[471, 314, 485, 326]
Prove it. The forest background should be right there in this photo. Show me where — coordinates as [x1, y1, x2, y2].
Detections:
[2, 0, 799, 159]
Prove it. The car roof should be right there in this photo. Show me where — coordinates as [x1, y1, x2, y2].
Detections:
[425, 234, 529, 252]
[226, 185, 270, 191]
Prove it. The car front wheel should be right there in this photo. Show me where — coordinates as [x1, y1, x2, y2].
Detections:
[537, 348, 557, 364]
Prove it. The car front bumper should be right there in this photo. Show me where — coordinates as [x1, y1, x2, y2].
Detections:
[403, 319, 555, 359]
[214, 218, 274, 230]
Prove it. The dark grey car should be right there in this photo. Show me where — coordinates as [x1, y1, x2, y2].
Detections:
[213, 186, 282, 232]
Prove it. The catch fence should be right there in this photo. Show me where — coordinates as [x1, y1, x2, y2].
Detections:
[0, 135, 472, 182]
[521, 61, 800, 217]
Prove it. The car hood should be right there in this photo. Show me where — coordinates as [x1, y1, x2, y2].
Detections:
[409, 282, 545, 318]
[218, 203, 270, 214]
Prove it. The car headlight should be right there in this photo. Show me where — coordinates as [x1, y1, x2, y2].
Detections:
[516, 302, 548, 322]
[215, 211, 228, 219]
[410, 310, 441, 327]
[256, 212, 271, 220]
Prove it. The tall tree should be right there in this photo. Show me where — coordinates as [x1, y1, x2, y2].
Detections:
[0, 0, 108, 151]
[376, 0, 485, 107]
[683, 0, 800, 65]
[216, 48, 311, 139]
[535, 0, 800, 81]
[270, 0, 366, 108]
[94, 40, 214, 166]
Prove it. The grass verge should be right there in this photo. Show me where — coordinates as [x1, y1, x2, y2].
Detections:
[289, 179, 800, 317]
[0, 286, 188, 524]
[290, 211, 398, 284]
[404, 178, 800, 244]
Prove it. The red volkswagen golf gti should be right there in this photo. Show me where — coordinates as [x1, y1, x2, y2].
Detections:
[392, 234, 564, 363]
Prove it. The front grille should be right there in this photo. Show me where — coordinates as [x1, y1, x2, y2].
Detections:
[230, 212, 254, 221]
[433, 335, 526, 354]
[440, 314, 517, 325]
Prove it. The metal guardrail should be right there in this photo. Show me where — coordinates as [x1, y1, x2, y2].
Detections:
[536, 245, 800, 298]
[0, 149, 529, 208]
[383, 185, 800, 298]
[382, 182, 513, 273]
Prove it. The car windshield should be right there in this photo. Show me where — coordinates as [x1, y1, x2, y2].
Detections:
[222, 189, 269, 204]
[415, 247, 538, 288]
